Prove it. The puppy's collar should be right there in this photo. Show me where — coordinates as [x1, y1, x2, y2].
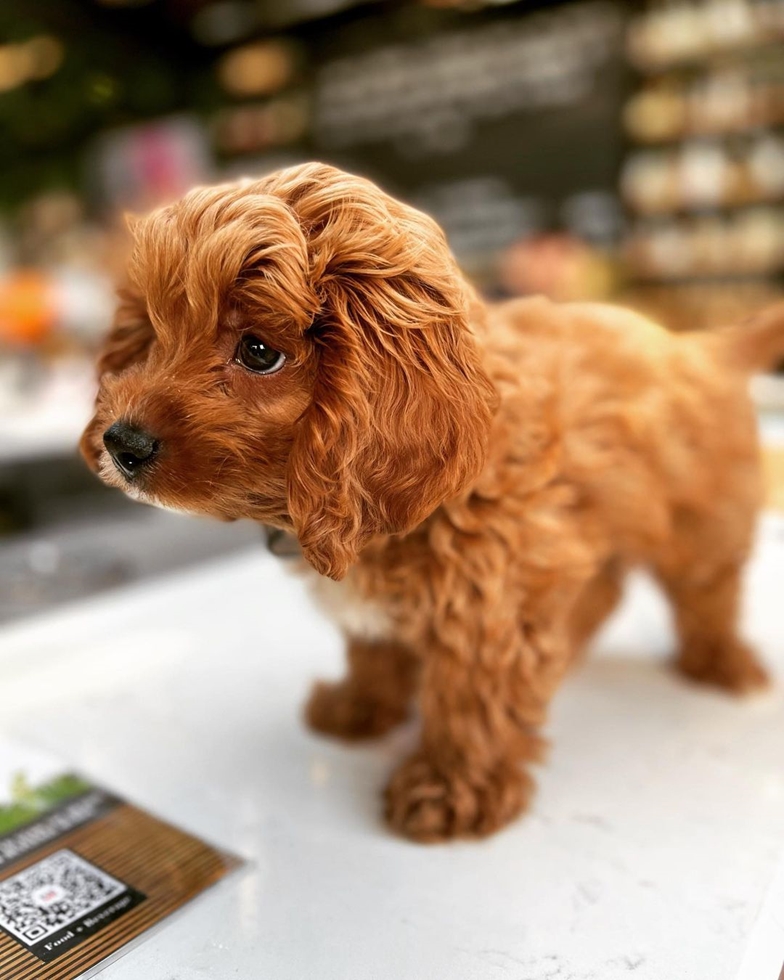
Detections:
[263, 526, 302, 558]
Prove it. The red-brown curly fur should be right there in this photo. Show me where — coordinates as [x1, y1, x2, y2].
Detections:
[82, 163, 784, 843]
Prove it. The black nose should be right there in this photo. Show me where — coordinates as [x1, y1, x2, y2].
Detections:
[103, 421, 159, 479]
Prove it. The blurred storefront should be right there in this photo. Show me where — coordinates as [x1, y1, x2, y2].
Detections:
[2, 0, 784, 617]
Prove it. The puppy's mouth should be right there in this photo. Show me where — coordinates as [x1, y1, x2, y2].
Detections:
[98, 454, 155, 503]
[94, 420, 161, 501]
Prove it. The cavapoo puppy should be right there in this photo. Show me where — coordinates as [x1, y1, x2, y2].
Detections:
[81, 162, 784, 843]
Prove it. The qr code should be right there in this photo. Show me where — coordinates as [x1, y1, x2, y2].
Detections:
[0, 849, 127, 946]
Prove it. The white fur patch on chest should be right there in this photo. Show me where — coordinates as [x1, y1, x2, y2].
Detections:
[306, 571, 394, 642]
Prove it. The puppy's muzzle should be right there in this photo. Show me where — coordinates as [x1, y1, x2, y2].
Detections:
[103, 420, 159, 481]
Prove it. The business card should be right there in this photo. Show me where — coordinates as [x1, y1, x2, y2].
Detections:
[0, 738, 240, 978]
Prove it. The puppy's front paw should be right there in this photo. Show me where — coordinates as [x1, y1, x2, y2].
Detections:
[305, 680, 408, 741]
[676, 640, 771, 695]
[384, 753, 532, 843]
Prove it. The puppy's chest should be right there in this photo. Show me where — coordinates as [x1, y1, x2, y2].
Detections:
[305, 569, 398, 642]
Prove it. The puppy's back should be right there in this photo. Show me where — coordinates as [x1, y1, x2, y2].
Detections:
[483, 295, 762, 556]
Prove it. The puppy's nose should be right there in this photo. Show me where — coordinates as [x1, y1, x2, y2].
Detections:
[103, 421, 159, 479]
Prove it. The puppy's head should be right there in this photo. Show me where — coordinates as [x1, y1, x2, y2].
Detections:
[81, 163, 497, 579]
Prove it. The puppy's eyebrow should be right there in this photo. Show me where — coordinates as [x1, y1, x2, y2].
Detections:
[219, 307, 244, 332]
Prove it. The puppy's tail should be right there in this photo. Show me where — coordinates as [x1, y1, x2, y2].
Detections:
[713, 301, 784, 372]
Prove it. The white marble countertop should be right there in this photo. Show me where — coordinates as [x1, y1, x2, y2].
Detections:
[1, 516, 784, 980]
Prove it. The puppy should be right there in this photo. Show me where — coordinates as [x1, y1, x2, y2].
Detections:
[81, 162, 784, 842]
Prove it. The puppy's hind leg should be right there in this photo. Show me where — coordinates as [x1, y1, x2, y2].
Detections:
[656, 516, 769, 694]
[568, 559, 624, 661]
[305, 638, 419, 741]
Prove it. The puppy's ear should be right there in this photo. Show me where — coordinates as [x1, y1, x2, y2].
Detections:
[285, 176, 496, 580]
[94, 286, 154, 378]
[79, 287, 153, 471]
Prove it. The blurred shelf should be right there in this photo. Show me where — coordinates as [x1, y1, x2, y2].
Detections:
[628, 34, 784, 78]
[622, 0, 784, 340]
[631, 203, 784, 227]
[628, 118, 784, 147]
[626, 191, 784, 218]
[627, 269, 784, 284]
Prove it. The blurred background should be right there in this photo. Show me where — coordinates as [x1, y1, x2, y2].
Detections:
[2, 0, 784, 624]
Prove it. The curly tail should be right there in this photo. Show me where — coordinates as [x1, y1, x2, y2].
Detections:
[714, 301, 784, 372]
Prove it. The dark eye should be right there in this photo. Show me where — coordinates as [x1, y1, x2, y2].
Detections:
[235, 335, 286, 375]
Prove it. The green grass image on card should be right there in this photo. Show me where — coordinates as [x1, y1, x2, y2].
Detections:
[0, 772, 92, 835]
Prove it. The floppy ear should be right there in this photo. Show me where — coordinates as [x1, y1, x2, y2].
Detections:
[79, 287, 154, 471]
[284, 177, 496, 579]
[94, 286, 154, 378]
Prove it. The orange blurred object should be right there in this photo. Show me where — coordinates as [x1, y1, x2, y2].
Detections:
[0, 270, 56, 346]
[499, 234, 614, 302]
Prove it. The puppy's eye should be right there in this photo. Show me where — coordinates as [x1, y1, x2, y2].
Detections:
[235, 335, 286, 375]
